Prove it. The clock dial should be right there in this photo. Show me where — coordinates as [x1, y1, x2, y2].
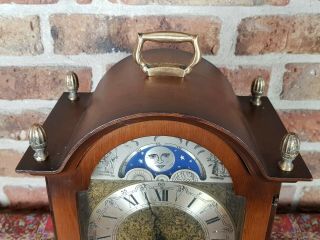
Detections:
[88, 182, 235, 240]
[91, 136, 231, 183]
[84, 136, 244, 240]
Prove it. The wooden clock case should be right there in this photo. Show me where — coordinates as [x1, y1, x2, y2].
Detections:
[16, 48, 312, 240]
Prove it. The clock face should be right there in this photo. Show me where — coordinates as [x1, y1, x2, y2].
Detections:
[83, 136, 244, 240]
[88, 182, 235, 240]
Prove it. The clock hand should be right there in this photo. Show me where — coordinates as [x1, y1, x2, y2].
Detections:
[144, 193, 166, 240]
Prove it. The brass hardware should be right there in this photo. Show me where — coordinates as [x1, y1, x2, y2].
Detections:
[133, 31, 201, 78]
[279, 133, 300, 172]
[28, 124, 48, 162]
[250, 76, 265, 106]
[66, 72, 79, 101]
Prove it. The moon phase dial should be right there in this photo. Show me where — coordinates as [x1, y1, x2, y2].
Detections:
[91, 136, 231, 183]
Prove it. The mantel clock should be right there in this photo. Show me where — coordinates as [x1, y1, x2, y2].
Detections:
[16, 32, 312, 240]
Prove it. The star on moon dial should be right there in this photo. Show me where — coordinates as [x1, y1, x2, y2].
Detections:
[91, 136, 231, 183]
[88, 182, 236, 240]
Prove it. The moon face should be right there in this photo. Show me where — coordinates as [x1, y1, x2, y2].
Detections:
[145, 146, 175, 172]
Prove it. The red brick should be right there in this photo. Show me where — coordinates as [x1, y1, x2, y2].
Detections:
[265, 0, 289, 5]
[0, 0, 57, 3]
[76, 0, 91, 3]
[0, 67, 92, 100]
[108, 0, 289, 5]
[297, 185, 320, 212]
[0, 150, 23, 177]
[0, 16, 43, 56]
[278, 110, 320, 142]
[219, 66, 270, 96]
[50, 15, 221, 55]
[3, 186, 48, 209]
[282, 63, 320, 100]
[0, 111, 47, 140]
[236, 15, 320, 55]
[301, 152, 320, 179]
[0, 150, 40, 178]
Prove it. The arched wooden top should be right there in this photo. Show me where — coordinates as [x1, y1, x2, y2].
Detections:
[16, 49, 312, 182]
[72, 49, 258, 161]
[63, 49, 262, 175]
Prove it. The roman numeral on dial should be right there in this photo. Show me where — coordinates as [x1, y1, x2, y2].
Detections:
[102, 215, 117, 220]
[155, 189, 169, 201]
[97, 236, 111, 239]
[123, 194, 139, 206]
[187, 197, 197, 208]
[206, 216, 221, 224]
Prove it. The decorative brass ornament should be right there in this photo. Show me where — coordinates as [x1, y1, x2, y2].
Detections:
[278, 133, 300, 172]
[250, 76, 265, 106]
[66, 72, 79, 101]
[28, 124, 48, 162]
[133, 31, 201, 78]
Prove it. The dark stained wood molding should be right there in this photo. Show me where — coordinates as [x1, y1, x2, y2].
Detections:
[16, 49, 311, 180]
[16, 96, 312, 181]
[16, 49, 312, 181]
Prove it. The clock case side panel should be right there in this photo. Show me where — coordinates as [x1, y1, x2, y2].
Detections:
[45, 119, 280, 240]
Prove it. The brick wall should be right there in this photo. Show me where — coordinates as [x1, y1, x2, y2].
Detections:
[0, 0, 319, 211]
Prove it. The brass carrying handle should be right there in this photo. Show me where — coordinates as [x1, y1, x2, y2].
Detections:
[133, 31, 201, 78]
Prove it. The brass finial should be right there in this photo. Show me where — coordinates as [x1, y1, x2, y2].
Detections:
[66, 72, 79, 101]
[250, 76, 265, 106]
[278, 133, 300, 172]
[28, 124, 48, 162]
